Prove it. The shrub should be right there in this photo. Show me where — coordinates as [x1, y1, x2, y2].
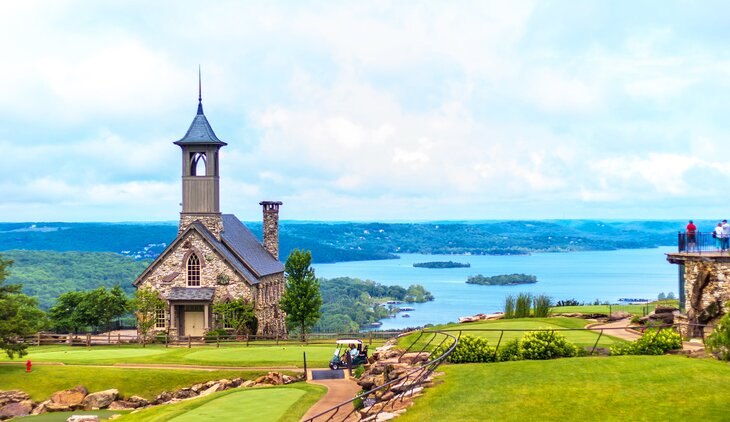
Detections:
[438, 335, 496, 363]
[533, 295, 552, 318]
[153, 331, 169, 344]
[610, 328, 682, 355]
[705, 310, 730, 361]
[630, 315, 642, 325]
[353, 390, 367, 410]
[518, 330, 579, 360]
[497, 339, 522, 362]
[504, 295, 515, 319]
[353, 365, 366, 378]
[555, 299, 580, 307]
[515, 293, 532, 318]
[205, 328, 229, 342]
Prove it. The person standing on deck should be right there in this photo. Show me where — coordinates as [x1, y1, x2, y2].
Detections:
[686, 220, 697, 252]
[723, 220, 730, 251]
[714, 223, 724, 250]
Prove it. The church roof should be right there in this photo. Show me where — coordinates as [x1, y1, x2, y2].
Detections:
[220, 214, 285, 277]
[133, 215, 283, 288]
[174, 101, 227, 146]
[166, 287, 216, 301]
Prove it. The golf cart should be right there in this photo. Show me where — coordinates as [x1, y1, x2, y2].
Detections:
[329, 339, 369, 370]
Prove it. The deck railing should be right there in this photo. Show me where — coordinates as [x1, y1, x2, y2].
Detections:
[678, 231, 729, 254]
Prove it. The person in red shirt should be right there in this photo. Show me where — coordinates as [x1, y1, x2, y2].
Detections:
[686, 220, 697, 252]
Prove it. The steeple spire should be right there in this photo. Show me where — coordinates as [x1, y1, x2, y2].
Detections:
[197, 66, 203, 115]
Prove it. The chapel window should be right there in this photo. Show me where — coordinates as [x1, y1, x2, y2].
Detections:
[191, 152, 207, 176]
[155, 306, 166, 328]
[187, 254, 201, 287]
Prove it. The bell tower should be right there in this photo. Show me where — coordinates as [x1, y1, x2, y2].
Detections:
[174, 73, 227, 237]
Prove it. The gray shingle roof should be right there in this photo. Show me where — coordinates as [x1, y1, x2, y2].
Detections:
[174, 102, 227, 146]
[166, 287, 216, 301]
[191, 221, 260, 283]
[221, 214, 285, 277]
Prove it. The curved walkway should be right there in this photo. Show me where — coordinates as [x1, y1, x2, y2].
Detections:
[300, 368, 360, 422]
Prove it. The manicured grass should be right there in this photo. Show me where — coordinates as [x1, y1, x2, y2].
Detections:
[22, 410, 129, 421]
[551, 300, 680, 315]
[400, 317, 620, 349]
[400, 356, 730, 421]
[0, 365, 272, 401]
[1, 344, 335, 367]
[117, 384, 326, 422]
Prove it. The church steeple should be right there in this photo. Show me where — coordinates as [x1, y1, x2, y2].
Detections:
[175, 73, 227, 236]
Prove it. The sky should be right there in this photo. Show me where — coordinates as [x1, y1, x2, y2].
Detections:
[1, 1, 729, 222]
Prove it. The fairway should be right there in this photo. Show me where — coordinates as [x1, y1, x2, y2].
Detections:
[117, 384, 325, 422]
[1, 344, 335, 367]
[400, 356, 730, 421]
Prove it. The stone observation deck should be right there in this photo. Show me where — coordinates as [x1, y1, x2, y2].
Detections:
[666, 232, 730, 338]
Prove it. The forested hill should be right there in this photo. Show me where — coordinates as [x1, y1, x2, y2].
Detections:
[0, 219, 686, 264]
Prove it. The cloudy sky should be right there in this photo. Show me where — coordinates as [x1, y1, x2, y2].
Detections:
[1, 1, 729, 222]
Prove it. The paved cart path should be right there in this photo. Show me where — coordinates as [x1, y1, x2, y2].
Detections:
[301, 369, 361, 422]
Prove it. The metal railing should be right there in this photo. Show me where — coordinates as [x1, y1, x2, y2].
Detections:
[304, 329, 458, 421]
[678, 231, 730, 254]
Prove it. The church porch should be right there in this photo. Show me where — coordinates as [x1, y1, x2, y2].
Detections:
[165, 287, 216, 337]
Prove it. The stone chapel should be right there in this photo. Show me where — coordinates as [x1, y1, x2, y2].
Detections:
[133, 88, 287, 338]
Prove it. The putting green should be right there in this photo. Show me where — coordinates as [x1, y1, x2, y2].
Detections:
[173, 389, 305, 421]
[22, 348, 166, 362]
[185, 346, 333, 364]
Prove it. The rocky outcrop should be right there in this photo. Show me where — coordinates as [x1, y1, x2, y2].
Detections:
[0, 372, 301, 419]
[352, 340, 442, 421]
[67, 415, 99, 422]
[50, 385, 88, 409]
[81, 389, 118, 410]
[0, 401, 33, 420]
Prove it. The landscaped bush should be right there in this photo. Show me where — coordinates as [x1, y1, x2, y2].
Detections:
[497, 339, 522, 361]
[610, 328, 682, 355]
[434, 335, 496, 363]
[515, 293, 532, 318]
[205, 328, 230, 341]
[353, 365, 366, 378]
[555, 299, 580, 307]
[518, 330, 580, 360]
[704, 309, 730, 361]
[504, 295, 516, 319]
[533, 295, 552, 318]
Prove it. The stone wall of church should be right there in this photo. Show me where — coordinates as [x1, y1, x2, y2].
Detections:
[255, 273, 287, 337]
[179, 214, 224, 239]
[678, 259, 730, 337]
[137, 230, 255, 336]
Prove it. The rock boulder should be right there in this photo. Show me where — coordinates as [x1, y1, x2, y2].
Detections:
[0, 400, 33, 420]
[81, 389, 118, 410]
[0, 390, 30, 407]
[51, 385, 87, 408]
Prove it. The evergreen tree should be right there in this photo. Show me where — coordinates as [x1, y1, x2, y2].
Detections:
[280, 249, 322, 342]
[0, 255, 45, 358]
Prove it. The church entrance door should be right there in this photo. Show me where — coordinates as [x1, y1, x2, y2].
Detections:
[183, 305, 205, 336]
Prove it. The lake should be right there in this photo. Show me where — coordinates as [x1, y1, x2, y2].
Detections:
[313, 247, 678, 330]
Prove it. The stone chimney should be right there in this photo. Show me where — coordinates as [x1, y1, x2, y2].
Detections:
[260, 201, 283, 259]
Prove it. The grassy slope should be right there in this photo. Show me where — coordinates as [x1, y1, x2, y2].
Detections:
[400, 356, 730, 421]
[551, 300, 680, 315]
[0, 365, 271, 401]
[1, 344, 336, 367]
[117, 384, 325, 422]
[400, 317, 620, 349]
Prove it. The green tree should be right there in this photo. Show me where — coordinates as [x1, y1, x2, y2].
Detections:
[280, 249, 322, 342]
[131, 287, 165, 347]
[80, 286, 129, 331]
[0, 256, 45, 358]
[213, 299, 257, 335]
[48, 291, 87, 333]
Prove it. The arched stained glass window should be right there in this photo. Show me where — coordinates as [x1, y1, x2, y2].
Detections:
[187, 254, 201, 287]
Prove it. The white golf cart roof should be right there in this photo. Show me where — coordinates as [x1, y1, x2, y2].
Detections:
[335, 339, 363, 345]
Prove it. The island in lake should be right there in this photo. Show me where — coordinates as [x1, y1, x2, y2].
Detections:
[466, 273, 538, 286]
[413, 261, 471, 269]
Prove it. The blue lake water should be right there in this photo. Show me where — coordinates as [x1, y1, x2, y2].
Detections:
[313, 247, 679, 330]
